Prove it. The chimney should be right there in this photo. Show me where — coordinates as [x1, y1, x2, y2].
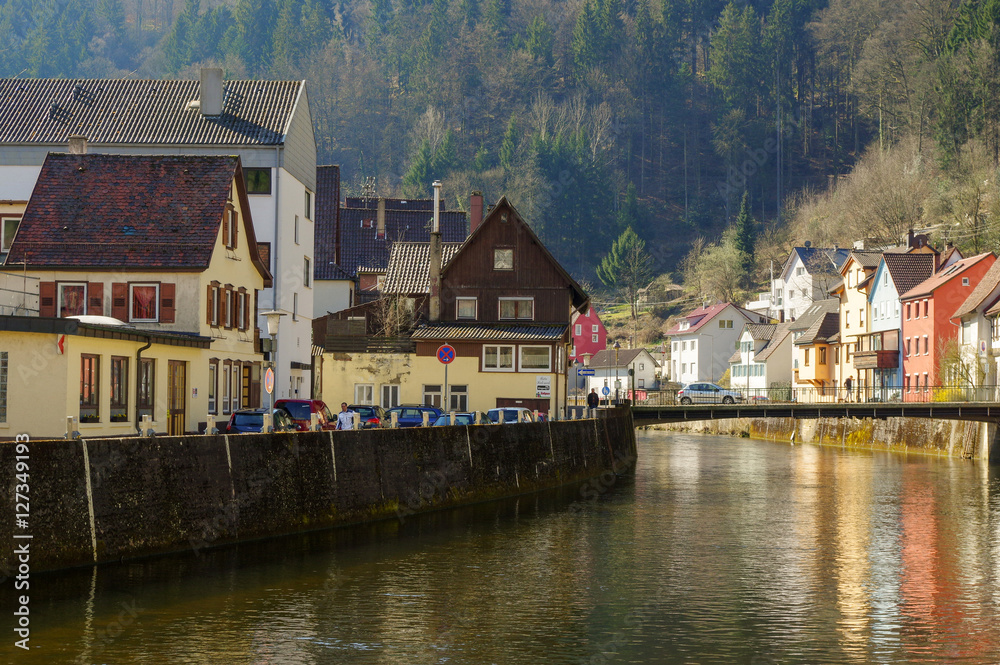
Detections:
[200, 68, 224, 116]
[907, 228, 914, 248]
[429, 181, 443, 322]
[68, 135, 87, 154]
[470, 191, 484, 234]
[377, 198, 386, 237]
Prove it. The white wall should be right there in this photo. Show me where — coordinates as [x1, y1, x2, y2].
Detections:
[0, 165, 40, 201]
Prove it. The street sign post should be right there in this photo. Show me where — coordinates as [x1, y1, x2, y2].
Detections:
[264, 367, 275, 409]
[437, 344, 455, 411]
[601, 386, 610, 396]
[579, 369, 595, 376]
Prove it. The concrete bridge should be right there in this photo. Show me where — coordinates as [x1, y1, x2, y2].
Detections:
[631, 402, 1000, 426]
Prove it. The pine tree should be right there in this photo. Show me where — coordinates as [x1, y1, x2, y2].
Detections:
[572, 0, 599, 74]
[402, 140, 433, 197]
[432, 129, 457, 175]
[525, 14, 553, 66]
[500, 114, 518, 172]
[473, 145, 490, 172]
[596, 227, 653, 326]
[732, 192, 756, 290]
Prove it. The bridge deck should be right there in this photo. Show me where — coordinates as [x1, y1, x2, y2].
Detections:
[631, 402, 1000, 424]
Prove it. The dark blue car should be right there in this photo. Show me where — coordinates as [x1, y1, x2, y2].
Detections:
[385, 405, 443, 427]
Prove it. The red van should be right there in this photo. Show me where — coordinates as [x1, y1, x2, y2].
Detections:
[273, 399, 337, 431]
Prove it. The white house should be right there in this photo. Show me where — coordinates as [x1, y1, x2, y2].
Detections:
[583, 348, 660, 401]
[728, 322, 793, 397]
[665, 303, 769, 385]
[951, 260, 1000, 394]
[772, 245, 849, 321]
[0, 69, 317, 402]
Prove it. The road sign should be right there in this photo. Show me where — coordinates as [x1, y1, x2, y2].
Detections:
[264, 367, 274, 394]
[578, 368, 595, 376]
[437, 344, 456, 364]
[601, 386, 611, 396]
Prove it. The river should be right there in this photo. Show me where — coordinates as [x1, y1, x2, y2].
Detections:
[5, 429, 1000, 664]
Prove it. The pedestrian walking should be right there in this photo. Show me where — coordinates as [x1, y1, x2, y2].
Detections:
[336, 402, 355, 430]
[844, 376, 853, 403]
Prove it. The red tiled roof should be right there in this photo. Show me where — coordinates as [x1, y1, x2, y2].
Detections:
[882, 253, 936, 295]
[665, 303, 762, 335]
[5, 153, 264, 275]
[901, 252, 996, 300]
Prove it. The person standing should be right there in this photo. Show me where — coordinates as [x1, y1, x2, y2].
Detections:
[587, 388, 600, 413]
[336, 402, 355, 430]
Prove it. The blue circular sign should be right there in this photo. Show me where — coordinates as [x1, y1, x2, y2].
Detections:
[437, 344, 456, 364]
[601, 386, 611, 396]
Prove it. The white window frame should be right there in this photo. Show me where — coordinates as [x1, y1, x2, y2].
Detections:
[354, 383, 374, 405]
[449, 385, 469, 411]
[591, 334, 598, 343]
[592, 324, 598, 333]
[222, 364, 232, 414]
[231, 364, 241, 412]
[1, 217, 19, 253]
[457, 297, 478, 320]
[304, 256, 311, 288]
[493, 248, 514, 270]
[575, 324, 582, 335]
[498, 297, 534, 320]
[518, 345, 551, 372]
[483, 344, 515, 372]
[129, 283, 159, 322]
[58, 282, 88, 317]
[381, 384, 400, 408]
[422, 384, 442, 408]
[208, 362, 217, 414]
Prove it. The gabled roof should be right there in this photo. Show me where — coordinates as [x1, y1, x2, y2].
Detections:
[0, 78, 303, 146]
[788, 298, 839, 332]
[901, 252, 996, 300]
[881, 253, 936, 296]
[586, 348, 654, 369]
[781, 246, 850, 280]
[665, 302, 763, 336]
[5, 153, 270, 283]
[734, 322, 794, 362]
[844, 250, 884, 270]
[794, 311, 840, 345]
[757, 322, 794, 361]
[382, 242, 463, 294]
[745, 323, 776, 342]
[442, 196, 588, 311]
[954, 260, 1000, 319]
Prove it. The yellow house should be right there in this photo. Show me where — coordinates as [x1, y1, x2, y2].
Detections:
[829, 250, 881, 396]
[789, 299, 840, 402]
[2, 153, 271, 435]
[319, 196, 587, 415]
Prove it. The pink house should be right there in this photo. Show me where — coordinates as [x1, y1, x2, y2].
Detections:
[901, 252, 996, 400]
[570, 307, 607, 362]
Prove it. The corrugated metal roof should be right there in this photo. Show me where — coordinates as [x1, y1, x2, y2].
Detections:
[0, 78, 301, 145]
[412, 322, 567, 342]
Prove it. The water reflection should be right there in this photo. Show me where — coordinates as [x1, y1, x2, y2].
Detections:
[4, 433, 1000, 663]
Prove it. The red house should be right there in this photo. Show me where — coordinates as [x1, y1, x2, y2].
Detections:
[570, 306, 607, 363]
[900, 252, 996, 399]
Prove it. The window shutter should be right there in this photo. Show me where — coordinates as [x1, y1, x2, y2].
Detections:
[232, 210, 238, 249]
[243, 292, 250, 331]
[111, 283, 128, 321]
[87, 282, 103, 315]
[207, 285, 214, 325]
[220, 287, 229, 329]
[222, 210, 230, 248]
[160, 283, 175, 323]
[39, 281, 56, 317]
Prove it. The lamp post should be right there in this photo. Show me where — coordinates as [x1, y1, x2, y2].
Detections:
[614, 341, 621, 405]
[261, 310, 286, 408]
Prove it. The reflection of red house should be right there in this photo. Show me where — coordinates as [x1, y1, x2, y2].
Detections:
[901, 252, 995, 399]
[570, 307, 607, 361]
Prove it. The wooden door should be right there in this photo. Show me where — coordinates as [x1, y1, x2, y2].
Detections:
[167, 361, 186, 435]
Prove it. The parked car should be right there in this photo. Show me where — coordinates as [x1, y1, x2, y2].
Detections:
[430, 412, 490, 426]
[349, 404, 387, 429]
[676, 383, 744, 404]
[385, 405, 443, 427]
[274, 399, 337, 430]
[486, 407, 536, 424]
[225, 408, 300, 434]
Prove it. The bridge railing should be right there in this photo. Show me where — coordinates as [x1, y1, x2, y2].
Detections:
[634, 385, 1000, 405]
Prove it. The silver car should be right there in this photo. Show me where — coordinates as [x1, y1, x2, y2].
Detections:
[677, 382, 744, 404]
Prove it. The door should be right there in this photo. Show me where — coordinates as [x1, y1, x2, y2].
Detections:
[167, 361, 186, 436]
[495, 397, 549, 415]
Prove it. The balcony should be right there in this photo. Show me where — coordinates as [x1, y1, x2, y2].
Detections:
[852, 350, 898, 369]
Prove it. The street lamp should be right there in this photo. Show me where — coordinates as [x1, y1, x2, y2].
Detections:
[614, 340, 621, 405]
[261, 310, 286, 408]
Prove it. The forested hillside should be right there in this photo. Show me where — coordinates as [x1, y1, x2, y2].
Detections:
[3, 0, 1000, 287]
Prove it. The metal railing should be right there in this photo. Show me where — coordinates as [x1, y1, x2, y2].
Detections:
[633, 385, 1000, 405]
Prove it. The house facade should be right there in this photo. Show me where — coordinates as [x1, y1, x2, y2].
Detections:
[3, 153, 270, 436]
[951, 261, 1000, 397]
[901, 253, 996, 399]
[570, 307, 607, 363]
[582, 348, 659, 401]
[728, 323, 793, 396]
[666, 303, 769, 385]
[319, 197, 587, 415]
[771, 245, 848, 322]
[830, 250, 881, 396]
[790, 299, 840, 401]
[0, 69, 314, 403]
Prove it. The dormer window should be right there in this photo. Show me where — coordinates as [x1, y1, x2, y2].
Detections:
[494, 248, 514, 270]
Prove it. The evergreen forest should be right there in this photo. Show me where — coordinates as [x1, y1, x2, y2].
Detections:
[4, 0, 1000, 299]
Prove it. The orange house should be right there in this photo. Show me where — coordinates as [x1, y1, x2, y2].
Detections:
[900, 252, 996, 399]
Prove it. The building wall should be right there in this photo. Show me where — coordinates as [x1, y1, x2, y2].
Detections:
[570, 308, 607, 361]
[313, 279, 354, 317]
[838, 258, 874, 388]
[321, 351, 566, 414]
[0, 330, 212, 439]
[868, 264, 902, 389]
